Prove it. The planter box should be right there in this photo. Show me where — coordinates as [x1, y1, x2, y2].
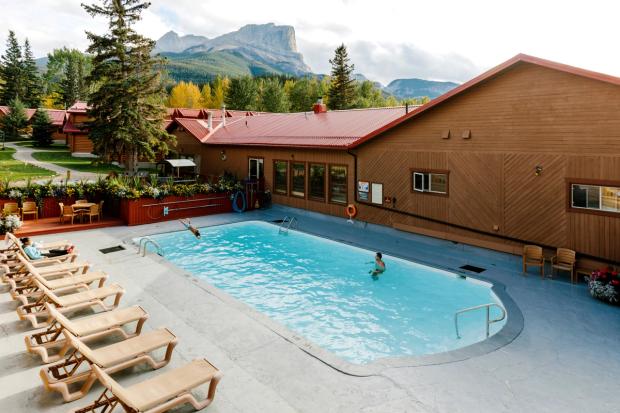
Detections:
[120, 193, 232, 226]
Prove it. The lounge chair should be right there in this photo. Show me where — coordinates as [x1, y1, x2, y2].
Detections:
[16, 279, 124, 328]
[74, 359, 222, 413]
[2, 253, 89, 284]
[522, 244, 544, 278]
[551, 248, 576, 283]
[40, 328, 177, 402]
[26, 303, 148, 364]
[2, 232, 71, 258]
[10, 269, 107, 305]
[3, 233, 77, 266]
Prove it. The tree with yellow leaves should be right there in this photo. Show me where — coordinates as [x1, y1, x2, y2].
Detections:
[200, 84, 212, 108]
[211, 75, 229, 109]
[168, 81, 201, 108]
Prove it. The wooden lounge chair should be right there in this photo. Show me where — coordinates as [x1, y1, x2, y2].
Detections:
[26, 304, 148, 364]
[21, 201, 38, 221]
[40, 328, 177, 402]
[522, 245, 544, 278]
[75, 359, 222, 413]
[551, 248, 577, 283]
[16, 279, 124, 329]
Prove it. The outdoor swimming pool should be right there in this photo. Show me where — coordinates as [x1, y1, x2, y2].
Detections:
[145, 220, 506, 364]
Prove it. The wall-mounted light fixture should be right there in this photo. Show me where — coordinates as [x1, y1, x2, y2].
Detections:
[220, 150, 227, 161]
[535, 165, 543, 176]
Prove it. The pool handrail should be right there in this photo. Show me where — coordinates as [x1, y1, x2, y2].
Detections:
[454, 303, 506, 339]
[138, 237, 165, 257]
[278, 216, 298, 234]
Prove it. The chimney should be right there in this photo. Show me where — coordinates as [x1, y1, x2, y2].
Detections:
[207, 111, 213, 129]
[312, 97, 327, 114]
[221, 104, 226, 126]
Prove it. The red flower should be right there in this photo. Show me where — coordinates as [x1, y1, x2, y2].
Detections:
[611, 280, 620, 286]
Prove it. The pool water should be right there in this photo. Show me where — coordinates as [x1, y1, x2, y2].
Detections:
[146, 220, 506, 364]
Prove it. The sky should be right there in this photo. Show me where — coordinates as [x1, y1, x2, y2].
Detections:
[0, 0, 619, 85]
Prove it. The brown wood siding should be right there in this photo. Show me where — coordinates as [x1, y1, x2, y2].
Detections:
[200, 146, 354, 218]
[72, 134, 94, 153]
[355, 62, 620, 261]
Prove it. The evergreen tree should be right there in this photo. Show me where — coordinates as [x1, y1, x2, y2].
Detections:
[327, 44, 356, 110]
[82, 0, 174, 173]
[43, 48, 92, 99]
[31, 108, 54, 147]
[0, 31, 23, 105]
[1, 98, 28, 140]
[259, 78, 289, 112]
[57, 56, 80, 108]
[21, 39, 43, 107]
[225, 76, 258, 110]
[289, 77, 321, 112]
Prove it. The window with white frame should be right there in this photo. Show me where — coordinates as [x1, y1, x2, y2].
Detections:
[412, 171, 448, 194]
[571, 183, 620, 213]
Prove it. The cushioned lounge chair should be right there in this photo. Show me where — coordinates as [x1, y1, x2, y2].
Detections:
[26, 304, 149, 364]
[40, 328, 177, 402]
[16, 279, 124, 328]
[74, 359, 222, 413]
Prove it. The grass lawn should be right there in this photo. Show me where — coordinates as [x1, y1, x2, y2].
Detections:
[0, 148, 56, 181]
[14, 141, 69, 151]
[31, 151, 123, 174]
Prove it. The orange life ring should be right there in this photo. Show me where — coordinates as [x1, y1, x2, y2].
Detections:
[346, 204, 357, 218]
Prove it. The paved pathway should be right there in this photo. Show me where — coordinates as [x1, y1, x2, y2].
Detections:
[5, 142, 104, 183]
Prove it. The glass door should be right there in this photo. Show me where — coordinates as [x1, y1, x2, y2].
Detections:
[248, 158, 264, 180]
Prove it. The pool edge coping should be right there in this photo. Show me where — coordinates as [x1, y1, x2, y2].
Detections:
[127, 217, 525, 377]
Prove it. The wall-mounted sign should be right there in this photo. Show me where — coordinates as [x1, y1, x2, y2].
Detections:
[358, 181, 369, 192]
[371, 183, 383, 205]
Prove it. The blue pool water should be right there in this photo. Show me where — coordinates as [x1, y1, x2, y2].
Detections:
[146, 220, 506, 364]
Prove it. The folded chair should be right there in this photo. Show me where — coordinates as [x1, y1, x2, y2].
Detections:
[17, 279, 124, 329]
[74, 359, 222, 413]
[40, 328, 177, 402]
[522, 245, 545, 278]
[26, 304, 148, 364]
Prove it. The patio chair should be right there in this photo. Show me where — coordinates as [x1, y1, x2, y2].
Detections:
[25, 303, 148, 364]
[551, 248, 577, 283]
[16, 279, 124, 329]
[3, 201, 19, 215]
[40, 327, 177, 402]
[21, 201, 38, 221]
[522, 245, 544, 278]
[98, 200, 104, 219]
[75, 359, 222, 413]
[60, 204, 79, 224]
[84, 204, 100, 224]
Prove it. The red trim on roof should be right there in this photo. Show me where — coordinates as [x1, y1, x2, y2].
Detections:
[349, 53, 620, 149]
[62, 120, 86, 134]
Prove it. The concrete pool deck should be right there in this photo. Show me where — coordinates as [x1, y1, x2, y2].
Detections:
[0, 205, 619, 412]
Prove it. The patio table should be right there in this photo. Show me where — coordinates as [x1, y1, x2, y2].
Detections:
[71, 203, 96, 223]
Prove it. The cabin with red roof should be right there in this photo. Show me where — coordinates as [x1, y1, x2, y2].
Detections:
[0, 106, 67, 142]
[171, 54, 620, 262]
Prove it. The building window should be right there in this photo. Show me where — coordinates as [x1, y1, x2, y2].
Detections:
[412, 170, 448, 194]
[571, 183, 620, 213]
[329, 165, 348, 204]
[248, 157, 264, 180]
[273, 160, 288, 195]
[291, 162, 306, 198]
[309, 163, 326, 201]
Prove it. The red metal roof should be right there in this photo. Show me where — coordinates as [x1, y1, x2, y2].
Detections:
[0, 106, 9, 116]
[63, 120, 84, 134]
[351, 53, 620, 148]
[67, 101, 90, 113]
[205, 107, 409, 148]
[176, 108, 202, 118]
[45, 109, 67, 126]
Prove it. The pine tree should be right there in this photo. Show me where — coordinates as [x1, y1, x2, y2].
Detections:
[259, 78, 289, 112]
[22, 39, 43, 107]
[31, 108, 54, 147]
[1, 98, 28, 140]
[225, 76, 258, 110]
[0, 31, 24, 105]
[327, 44, 356, 110]
[57, 56, 80, 108]
[82, 0, 174, 173]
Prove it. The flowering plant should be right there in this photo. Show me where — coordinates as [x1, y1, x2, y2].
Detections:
[0, 214, 22, 234]
[587, 267, 620, 305]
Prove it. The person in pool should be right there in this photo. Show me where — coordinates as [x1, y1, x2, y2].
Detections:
[180, 219, 201, 239]
[369, 252, 386, 278]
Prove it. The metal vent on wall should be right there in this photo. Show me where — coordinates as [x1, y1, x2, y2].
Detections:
[99, 245, 126, 254]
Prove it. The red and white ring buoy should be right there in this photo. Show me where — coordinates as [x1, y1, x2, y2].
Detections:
[346, 204, 357, 219]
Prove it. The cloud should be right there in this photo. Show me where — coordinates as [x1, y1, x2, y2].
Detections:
[298, 39, 481, 85]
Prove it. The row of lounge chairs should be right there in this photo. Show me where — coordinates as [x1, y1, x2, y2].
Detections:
[0, 233, 222, 412]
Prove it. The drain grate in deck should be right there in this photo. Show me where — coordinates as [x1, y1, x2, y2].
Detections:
[99, 245, 125, 254]
[272, 219, 285, 223]
[459, 264, 486, 273]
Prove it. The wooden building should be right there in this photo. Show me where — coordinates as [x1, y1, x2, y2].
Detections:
[172, 54, 620, 262]
[63, 101, 93, 155]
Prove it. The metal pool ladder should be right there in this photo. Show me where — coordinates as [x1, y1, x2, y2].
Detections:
[138, 237, 164, 257]
[278, 216, 298, 234]
[454, 303, 506, 339]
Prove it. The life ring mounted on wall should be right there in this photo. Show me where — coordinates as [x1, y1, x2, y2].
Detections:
[346, 204, 357, 223]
